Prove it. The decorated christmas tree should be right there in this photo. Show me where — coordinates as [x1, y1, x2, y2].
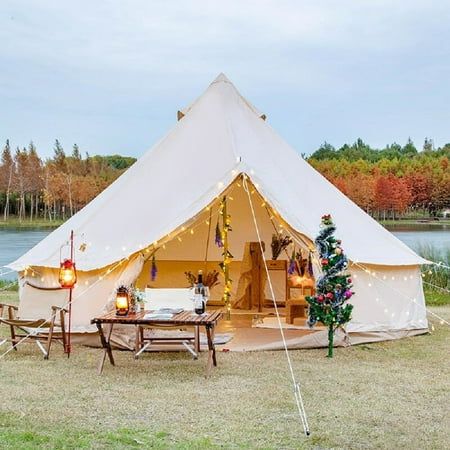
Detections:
[306, 214, 354, 358]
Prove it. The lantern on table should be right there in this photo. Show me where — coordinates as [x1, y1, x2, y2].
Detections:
[59, 258, 77, 289]
[115, 286, 130, 316]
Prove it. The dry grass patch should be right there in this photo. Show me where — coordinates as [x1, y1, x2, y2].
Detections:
[0, 292, 449, 449]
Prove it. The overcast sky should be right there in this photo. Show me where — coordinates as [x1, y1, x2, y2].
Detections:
[1, 1, 449, 158]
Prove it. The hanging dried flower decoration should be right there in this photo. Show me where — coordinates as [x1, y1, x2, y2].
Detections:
[271, 233, 293, 260]
[215, 218, 223, 248]
[151, 254, 157, 281]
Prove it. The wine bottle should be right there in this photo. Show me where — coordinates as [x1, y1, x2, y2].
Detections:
[194, 270, 205, 314]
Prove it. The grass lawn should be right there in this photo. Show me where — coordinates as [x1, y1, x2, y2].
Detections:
[380, 218, 450, 227]
[0, 291, 449, 449]
[0, 218, 63, 229]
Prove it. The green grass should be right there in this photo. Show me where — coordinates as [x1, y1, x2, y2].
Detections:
[0, 291, 449, 449]
[381, 219, 450, 226]
[0, 217, 63, 229]
[0, 280, 18, 291]
[424, 288, 450, 306]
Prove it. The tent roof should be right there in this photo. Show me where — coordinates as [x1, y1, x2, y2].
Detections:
[8, 73, 427, 271]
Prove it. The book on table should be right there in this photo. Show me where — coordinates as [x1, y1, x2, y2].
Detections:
[144, 308, 184, 320]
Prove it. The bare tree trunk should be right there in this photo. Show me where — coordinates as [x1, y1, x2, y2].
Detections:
[67, 174, 73, 217]
[30, 193, 33, 222]
[3, 164, 13, 221]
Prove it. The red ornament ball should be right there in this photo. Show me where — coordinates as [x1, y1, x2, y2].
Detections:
[321, 258, 329, 266]
[326, 292, 334, 299]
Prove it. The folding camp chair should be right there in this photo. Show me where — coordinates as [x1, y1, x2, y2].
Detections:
[134, 288, 199, 359]
[0, 302, 68, 359]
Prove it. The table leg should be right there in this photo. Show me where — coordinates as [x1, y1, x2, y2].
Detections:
[194, 325, 200, 353]
[205, 324, 217, 378]
[96, 322, 115, 375]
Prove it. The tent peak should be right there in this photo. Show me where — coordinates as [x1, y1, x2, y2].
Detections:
[211, 72, 231, 84]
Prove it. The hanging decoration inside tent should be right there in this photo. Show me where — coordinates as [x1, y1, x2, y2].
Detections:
[271, 233, 292, 260]
[115, 285, 130, 316]
[151, 254, 158, 281]
[288, 248, 308, 278]
[307, 252, 314, 278]
[59, 230, 76, 357]
[185, 270, 220, 289]
[218, 196, 233, 319]
[215, 217, 224, 247]
[306, 214, 354, 358]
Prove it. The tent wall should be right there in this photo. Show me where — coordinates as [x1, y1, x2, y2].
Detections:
[18, 254, 144, 332]
[347, 263, 428, 332]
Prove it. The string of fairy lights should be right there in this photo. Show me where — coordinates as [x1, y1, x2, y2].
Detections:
[0, 166, 449, 361]
[0, 182, 239, 358]
[250, 183, 450, 328]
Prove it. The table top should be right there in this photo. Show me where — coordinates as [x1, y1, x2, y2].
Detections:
[91, 309, 222, 326]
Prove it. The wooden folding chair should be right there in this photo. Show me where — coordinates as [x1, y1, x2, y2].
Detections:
[0, 302, 68, 359]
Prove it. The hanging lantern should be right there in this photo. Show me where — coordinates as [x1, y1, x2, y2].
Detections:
[59, 259, 77, 289]
[115, 286, 130, 316]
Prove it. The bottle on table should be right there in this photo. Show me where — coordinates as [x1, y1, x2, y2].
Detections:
[194, 270, 206, 315]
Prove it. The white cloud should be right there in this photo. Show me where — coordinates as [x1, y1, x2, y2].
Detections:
[0, 0, 449, 155]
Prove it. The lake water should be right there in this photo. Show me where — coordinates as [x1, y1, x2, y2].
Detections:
[0, 224, 449, 280]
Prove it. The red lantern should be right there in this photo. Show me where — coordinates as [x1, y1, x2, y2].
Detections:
[59, 259, 77, 289]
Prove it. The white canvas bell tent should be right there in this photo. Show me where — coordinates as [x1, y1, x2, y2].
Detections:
[7, 73, 429, 349]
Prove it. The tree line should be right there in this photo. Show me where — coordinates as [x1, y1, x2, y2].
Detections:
[0, 140, 136, 222]
[0, 137, 448, 224]
[308, 138, 450, 219]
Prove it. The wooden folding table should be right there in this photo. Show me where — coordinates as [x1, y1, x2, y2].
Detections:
[91, 310, 222, 377]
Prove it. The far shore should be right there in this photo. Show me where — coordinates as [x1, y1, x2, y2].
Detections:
[0, 218, 63, 229]
[1, 217, 449, 230]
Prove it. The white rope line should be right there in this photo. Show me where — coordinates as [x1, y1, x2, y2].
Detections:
[431, 261, 450, 271]
[0, 257, 128, 361]
[0, 268, 18, 278]
[243, 175, 310, 436]
[422, 280, 450, 294]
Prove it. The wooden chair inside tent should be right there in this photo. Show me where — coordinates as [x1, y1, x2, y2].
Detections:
[285, 277, 315, 324]
[0, 282, 68, 359]
[134, 288, 199, 359]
